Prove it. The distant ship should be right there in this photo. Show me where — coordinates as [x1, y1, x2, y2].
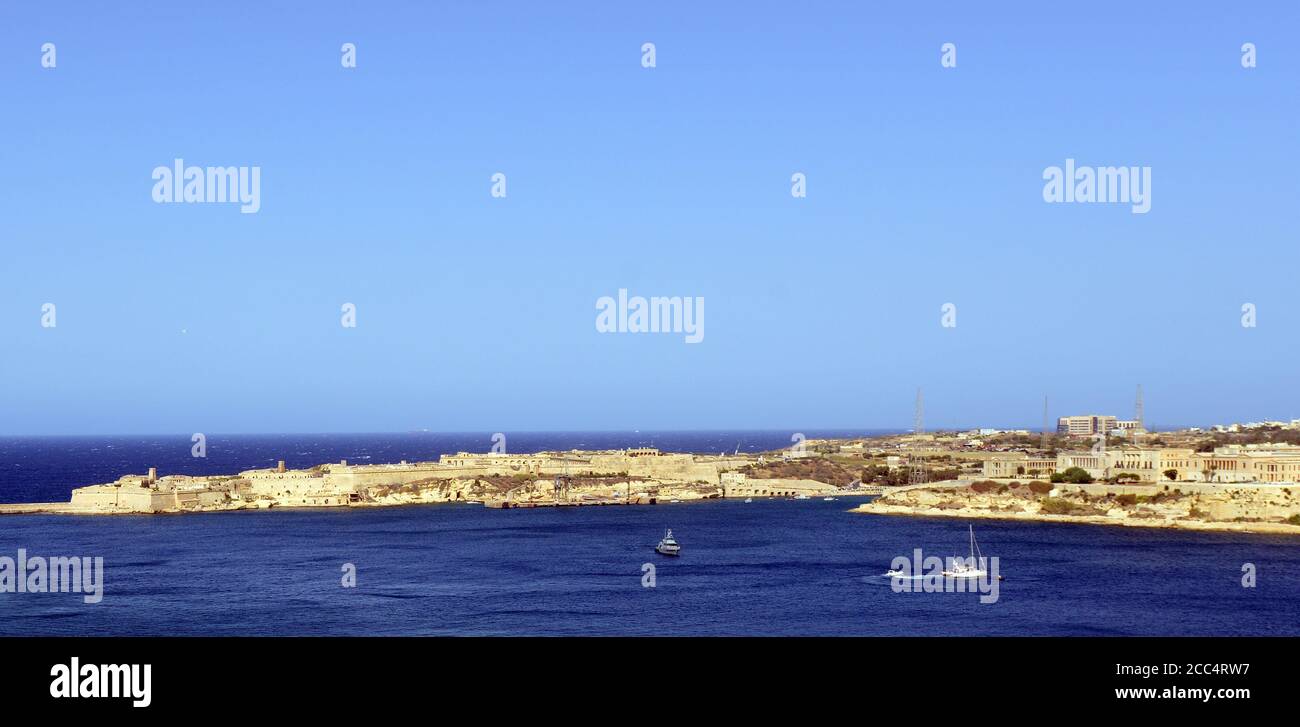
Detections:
[795, 494, 810, 500]
[655, 529, 681, 556]
[744, 497, 753, 503]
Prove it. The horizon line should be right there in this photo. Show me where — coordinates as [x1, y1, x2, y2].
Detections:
[0, 424, 1210, 438]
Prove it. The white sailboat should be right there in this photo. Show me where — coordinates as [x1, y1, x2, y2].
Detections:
[942, 524, 988, 579]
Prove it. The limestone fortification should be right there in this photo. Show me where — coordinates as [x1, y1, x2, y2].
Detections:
[2, 448, 837, 516]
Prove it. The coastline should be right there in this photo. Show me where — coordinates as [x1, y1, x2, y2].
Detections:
[10, 429, 1300, 534]
[852, 475, 1300, 536]
[0, 446, 840, 516]
[850, 501, 1300, 536]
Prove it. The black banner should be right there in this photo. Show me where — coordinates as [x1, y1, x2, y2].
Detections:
[0, 636, 1282, 715]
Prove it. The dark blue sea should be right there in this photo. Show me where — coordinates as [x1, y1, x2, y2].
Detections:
[1, 432, 1298, 636]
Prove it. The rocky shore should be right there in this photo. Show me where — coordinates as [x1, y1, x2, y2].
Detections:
[852, 479, 1300, 535]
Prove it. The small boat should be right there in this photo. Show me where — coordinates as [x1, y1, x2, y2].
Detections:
[794, 494, 810, 500]
[669, 499, 680, 503]
[743, 497, 753, 503]
[823, 496, 837, 501]
[942, 524, 989, 579]
[654, 529, 681, 556]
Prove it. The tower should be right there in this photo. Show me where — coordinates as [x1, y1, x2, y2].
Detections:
[1041, 395, 1050, 450]
[909, 388, 926, 485]
[1135, 384, 1144, 431]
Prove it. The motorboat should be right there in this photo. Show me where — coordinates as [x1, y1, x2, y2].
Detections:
[655, 529, 681, 556]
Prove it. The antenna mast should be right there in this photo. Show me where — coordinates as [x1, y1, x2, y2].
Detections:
[909, 388, 927, 485]
[1041, 395, 1050, 451]
[1135, 384, 1145, 439]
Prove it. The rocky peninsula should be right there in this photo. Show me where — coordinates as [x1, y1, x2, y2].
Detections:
[0, 446, 843, 516]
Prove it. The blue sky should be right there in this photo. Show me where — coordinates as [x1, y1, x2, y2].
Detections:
[1, 2, 1297, 435]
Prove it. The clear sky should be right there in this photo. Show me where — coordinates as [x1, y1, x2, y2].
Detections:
[1, 2, 1297, 435]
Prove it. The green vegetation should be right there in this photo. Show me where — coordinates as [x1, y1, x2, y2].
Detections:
[741, 458, 857, 485]
[853, 463, 959, 487]
[1163, 469, 1178, 481]
[1050, 467, 1093, 484]
[1039, 497, 1087, 515]
[1196, 427, 1300, 452]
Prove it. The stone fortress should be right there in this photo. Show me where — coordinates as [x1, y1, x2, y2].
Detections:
[19, 447, 837, 515]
